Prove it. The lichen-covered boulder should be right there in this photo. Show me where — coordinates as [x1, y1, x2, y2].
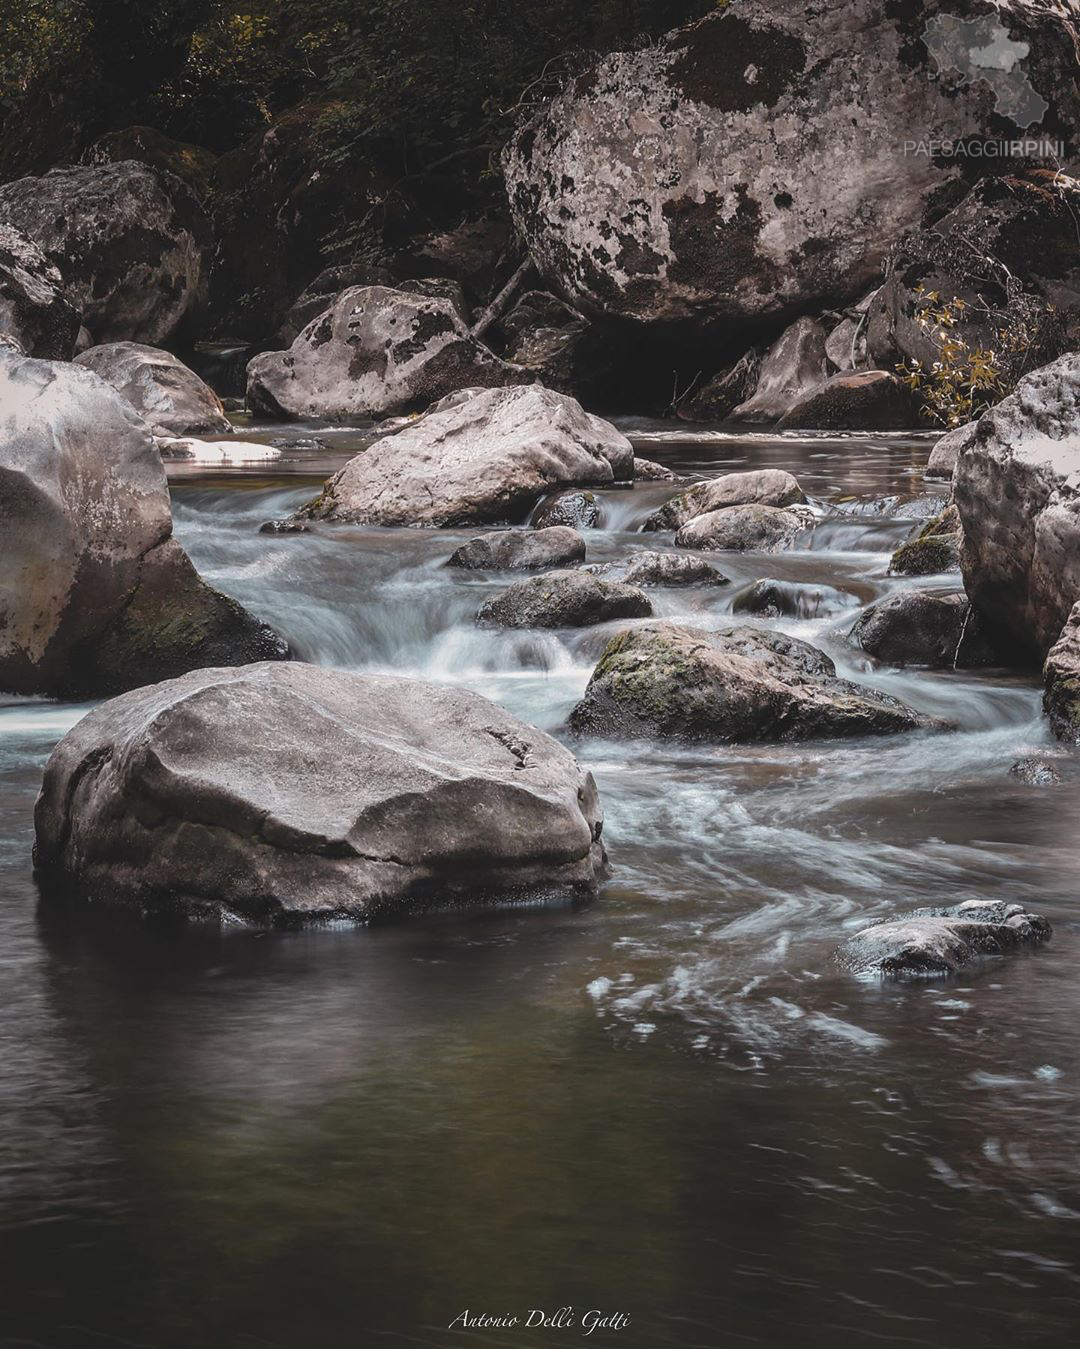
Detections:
[776, 370, 921, 431]
[0, 224, 80, 359]
[837, 901, 1051, 977]
[504, 2, 1080, 330]
[851, 590, 1001, 668]
[587, 551, 729, 588]
[246, 285, 522, 419]
[0, 348, 287, 698]
[33, 663, 607, 926]
[75, 342, 231, 436]
[569, 622, 933, 743]
[731, 318, 828, 424]
[642, 469, 804, 532]
[295, 385, 632, 527]
[447, 526, 586, 572]
[476, 570, 652, 629]
[675, 503, 812, 553]
[954, 352, 1080, 659]
[0, 160, 210, 345]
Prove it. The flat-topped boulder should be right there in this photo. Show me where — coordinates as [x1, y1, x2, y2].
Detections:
[954, 352, 1080, 660]
[447, 526, 586, 572]
[246, 285, 522, 420]
[75, 342, 232, 437]
[33, 662, 607, 926]
[587, 551, 728, 588]
[643, 469, 804, 532]
[294, 385, 633, 528]
[476, 570, 652, 629]
[0, 224, 80, 359]
[569, 622, 934, 743]
[675, 503, 812, 553]
[837, 901, 1052, 977]
[0, 160, 209, 345]
[0, 347, 287, 698]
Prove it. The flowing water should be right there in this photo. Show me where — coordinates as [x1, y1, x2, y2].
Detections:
[2, 421, 1079, 1349]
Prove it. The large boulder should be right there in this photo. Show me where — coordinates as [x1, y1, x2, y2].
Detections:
[568, 622, 933, 743]
[0, 224, 80, 359]
[446, 526, 586, 572]
[851, 590, 1002, 668]
[642, 469, 804, 532]
[246, 286, 522, 420]
[731, 318, 828, 424]
[0, 160, 210, 345]
[953, 352, 1080, 660]
[476, 570, 652, 629]
[0, 348, 287, 698]
[295, 385, 633, 527]
[776, 370, 922, 431]
[503, 2, 1080, 330]
[674, 503, 812, 552]
[837, 901, 1051, 977]
[74, 342, 232, 437]
[33, 663, 607, 926]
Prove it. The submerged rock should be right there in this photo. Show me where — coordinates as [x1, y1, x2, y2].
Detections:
[0, 347, 287, 698]
[1009, 758, 1061, 786]
[852, 591, 1002, 669]
[447, 527, 586, 572]
[531, 490, 602, 530]
[246, 286, 522, 420]
[643, 469, 804, 532]
[837, 901, 1052, 977]
[476, 570, 652, 629]
[776, 370, 921, 431]
[569, 623, 933, 743]
[954, 352, 1080, 660]
[733, 578, 856, 620]
[587, 551, 729, 588]
[75, 342, 232, 436]
[294, 385, 631, 528]
[0, 160, 210, 345]
[675, 504, 812, 553]
[0, 224, 80, 359]
[33, 663, 607, 926]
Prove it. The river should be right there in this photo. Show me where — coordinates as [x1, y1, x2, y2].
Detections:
[1, 421, 1078, 1349]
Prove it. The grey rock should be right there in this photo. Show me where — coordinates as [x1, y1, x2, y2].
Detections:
[447, 526, 586, 572]
[75, 342, 232, 437]
[675, 503, 812, 553]
[776, 370, 921, 431]
[824, 315, 867, 373]
[276, 262, 394, 345]
[733, 578, 856, 620]
[1009, 758, 1061, 786]
[925, 420, 977, 480]
[33, 662, 607, 926]
[0, 160, 210, 345]
[0, 347, 287, 698]
[732, 318, 828, 424]
[246, 286, 523, 420]
[0, 224, 80, 359]
[588, 551, 729, 588]
[852, 590, 1001, 668]
[297, 385, 632, 528]
[837, 901, 1052, 977]
[643, 469, 805, 532]
[634, 456, 678, 481]
[476, 569, 652, 629]
[531, 490, 601, 530]
[569, 622, 934, 743]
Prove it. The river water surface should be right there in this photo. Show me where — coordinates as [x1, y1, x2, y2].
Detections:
[2, 422, 1079, 1349]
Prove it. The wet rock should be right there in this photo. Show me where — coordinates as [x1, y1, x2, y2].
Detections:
[569, 622, 934, 744]
[276, 262, 394, 346]
[955, 352, 1080, 660]
[504, 3, 1080, 330]
[447, 526, 586, 572]
[852, 590, 1001, 668]
[259, 519, 310, 536]
[0, 347, 288, 699]
[588, 552, 728, 588]
[33, 662, 607, 926]
[733, 578, 856, 620]
[532, 490, 601, 530]
[888, 506, 963, 577]
[1043, 601, 1080, 742]
[643, 469, 804, 532]
[634, 456, 678, 482]
[75, 342, 232, 437]
[246, 285, 522, 420]
[926, 421, 977, 480]
[0, 224, 80, 359]
[1009, 758, 1061, 786]
[295, 385, 631, 528]
[680, 349, 763, 423]
[776, 371, 921, 431]
[476, 570, 652, 630]
[836, 901, 1052, 977]
[0, 160, 210, 345]
[732, 318, 828, 424]
[836, 494, 947, 521]
[675, 504, 812, 553]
